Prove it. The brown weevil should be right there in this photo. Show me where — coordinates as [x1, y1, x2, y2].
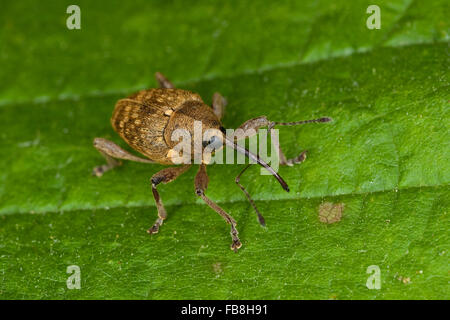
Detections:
[93, 72, 331, 251]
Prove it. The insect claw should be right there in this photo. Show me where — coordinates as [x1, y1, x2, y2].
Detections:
[147, 225, 159, 234]
[258, 215, 266, 227]
[92, 165, 105, 177]
[230, 225, 242, 252]
[231, 240, 242, 252]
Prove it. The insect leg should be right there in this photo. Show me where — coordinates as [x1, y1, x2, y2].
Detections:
[268, 118, 330, 166]
[234, 116, 269, 141]
[148, 165, 191, 234]
[235, 164, 266, 227]
[234, 116, 330, 166]
[233, 116, 292, 164]
[212, 92, 227, 120]
[92, 138, 154, 177]
[195, 164, 242, 252]
[155, 72, 175, 89]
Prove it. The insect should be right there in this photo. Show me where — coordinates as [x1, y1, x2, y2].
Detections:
[93, 72, 331, 251]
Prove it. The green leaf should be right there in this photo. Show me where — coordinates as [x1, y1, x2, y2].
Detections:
[0, 0, 448, 299]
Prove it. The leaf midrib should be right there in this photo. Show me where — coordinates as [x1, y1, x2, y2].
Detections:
[0, 39, 446, 108]
[2, 184, 446, 216]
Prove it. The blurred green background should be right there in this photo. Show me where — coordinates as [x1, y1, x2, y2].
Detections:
[0, 0, 448, 299]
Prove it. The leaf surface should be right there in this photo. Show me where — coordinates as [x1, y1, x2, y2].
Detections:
[0, 0, 448, 299]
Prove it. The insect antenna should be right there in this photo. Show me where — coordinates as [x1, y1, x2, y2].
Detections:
[270, 117, 332, 127]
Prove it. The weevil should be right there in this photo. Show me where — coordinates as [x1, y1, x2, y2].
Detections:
[93, 72, 331, 251]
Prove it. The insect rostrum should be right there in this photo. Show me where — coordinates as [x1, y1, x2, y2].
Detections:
[93, 72, 331, 251]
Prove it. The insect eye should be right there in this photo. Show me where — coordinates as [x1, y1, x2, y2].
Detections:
[202, 136, 222, 148]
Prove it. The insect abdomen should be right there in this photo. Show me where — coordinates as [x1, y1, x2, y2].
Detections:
[112, 98, 169, 163]
[111, 88, 204, 164]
